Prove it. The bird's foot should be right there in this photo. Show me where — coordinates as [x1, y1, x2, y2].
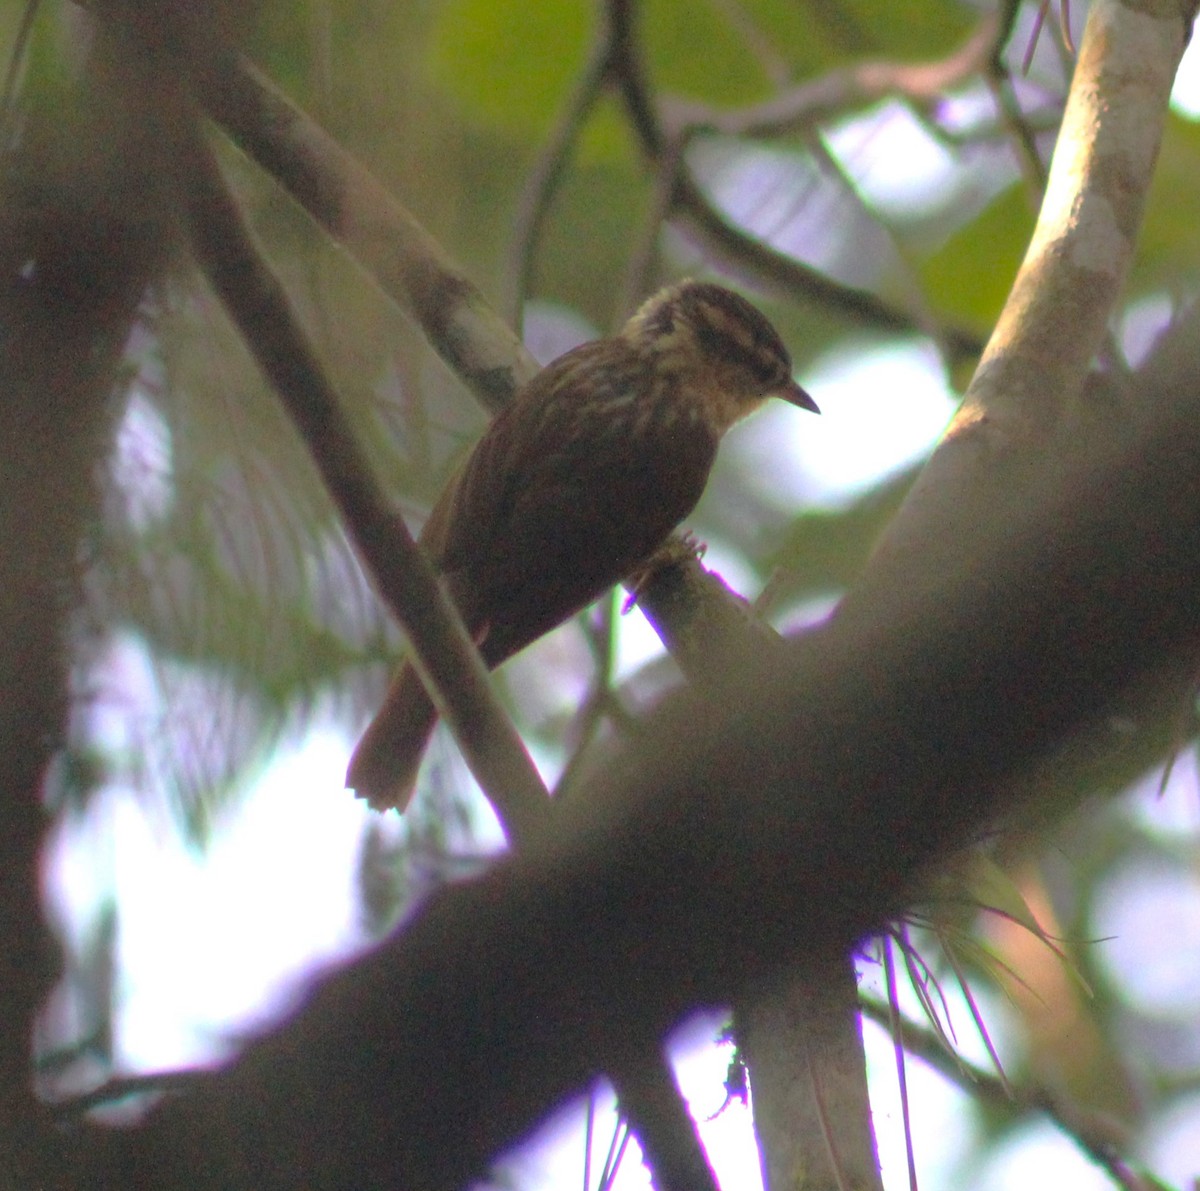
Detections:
[622, 531, 708, 613]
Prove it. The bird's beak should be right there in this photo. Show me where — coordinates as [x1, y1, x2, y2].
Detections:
[779, 378, 820, 414]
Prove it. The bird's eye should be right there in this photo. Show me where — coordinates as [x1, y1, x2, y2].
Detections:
[739, 351, 789, 394]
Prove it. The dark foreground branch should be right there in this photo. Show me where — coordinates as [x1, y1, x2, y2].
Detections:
[181, 107, 718, 1191]
[94, 316, 1200, 1188]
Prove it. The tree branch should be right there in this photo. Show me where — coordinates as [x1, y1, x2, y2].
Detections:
[193, 50, 538, 414]
[502, 13, 614, 325]
[181, 95, 720, 1191]
[852, 0, 1194, 614]
[180, 115, 550, 846]
[858, 998, 1151, 1190]
[106, 313, 1200, 1189]
[0, 10, 181, 1183]
[658, 11, 1001, 140]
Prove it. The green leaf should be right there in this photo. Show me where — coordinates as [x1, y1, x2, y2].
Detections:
[1130, 110, 1200, 299]
[641, 0, 773, 103]
[428, 0, 593, 139]
[767, 464, 920, 598]
[730, 0, 978, 75]
[919, 182, 1033, 334]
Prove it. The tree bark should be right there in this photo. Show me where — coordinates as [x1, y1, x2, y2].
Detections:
[0, 13, 181, 1184]
[99, 312, 1200, 1189]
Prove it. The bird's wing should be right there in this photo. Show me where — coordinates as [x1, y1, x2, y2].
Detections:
[430, 340, 625, 574]
[432, 341, 717, 660]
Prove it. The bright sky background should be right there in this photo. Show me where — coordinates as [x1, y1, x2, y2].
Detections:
[41, 23, 1200, 1191]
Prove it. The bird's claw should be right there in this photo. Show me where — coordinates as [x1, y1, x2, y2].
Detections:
[622, 531, 708, 613]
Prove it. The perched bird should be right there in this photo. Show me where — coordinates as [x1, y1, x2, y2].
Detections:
[347, 280, 819, 811]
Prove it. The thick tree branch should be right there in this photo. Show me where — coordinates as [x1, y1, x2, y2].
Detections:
[181, 104, 718, 1191]
[105, 315, 1200, 1188]
[855, 0, 1195, 613]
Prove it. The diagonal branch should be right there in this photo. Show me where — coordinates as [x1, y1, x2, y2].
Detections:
[850, 0, 1194, 616]
[858, 998, 1149, 1189]
[659, 10, 1001, 140]
[108, 305, 1200, 1191]
[193, 50, 538, 415]
[179, 114, 549, 846]
[502, 17, 614, 324]
[182, 90, 719, 1191]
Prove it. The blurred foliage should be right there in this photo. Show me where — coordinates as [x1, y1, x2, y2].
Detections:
[920, 182, 1034, 332]
[768, 463, 918, 594]
[7, 0, 1199, 1184]
[1133, 110, 1200, 299]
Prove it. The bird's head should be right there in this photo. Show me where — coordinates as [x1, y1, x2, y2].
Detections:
[623, 280, 819, 433]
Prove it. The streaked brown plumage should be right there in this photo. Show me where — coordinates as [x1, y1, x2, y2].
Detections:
[347, 280, 819, 811]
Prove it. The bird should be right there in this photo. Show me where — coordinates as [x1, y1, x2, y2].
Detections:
[346, 279, 819, 811]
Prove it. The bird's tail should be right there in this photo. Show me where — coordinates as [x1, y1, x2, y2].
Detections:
[345, 662, 438, 812]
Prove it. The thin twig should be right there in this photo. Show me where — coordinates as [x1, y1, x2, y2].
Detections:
[582, 1091, 595, 1191]
[660, 11, 1002, 140]
[809, 131, 943, 345]
[615, 133, 686, 323]
[0, 0, 38, 128]
[882, 939, 921, 1191]
[703, 0, 791, 87]
[676, 170, 983, 363]
[599, 1116, 633, 1190]
[984, 35, 1052, 199]
[52, 1070, 207, 1121]
[924, 105, 1061, 151]
[553, 598, 619, 802]
[939, 934, 1013, 1097]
